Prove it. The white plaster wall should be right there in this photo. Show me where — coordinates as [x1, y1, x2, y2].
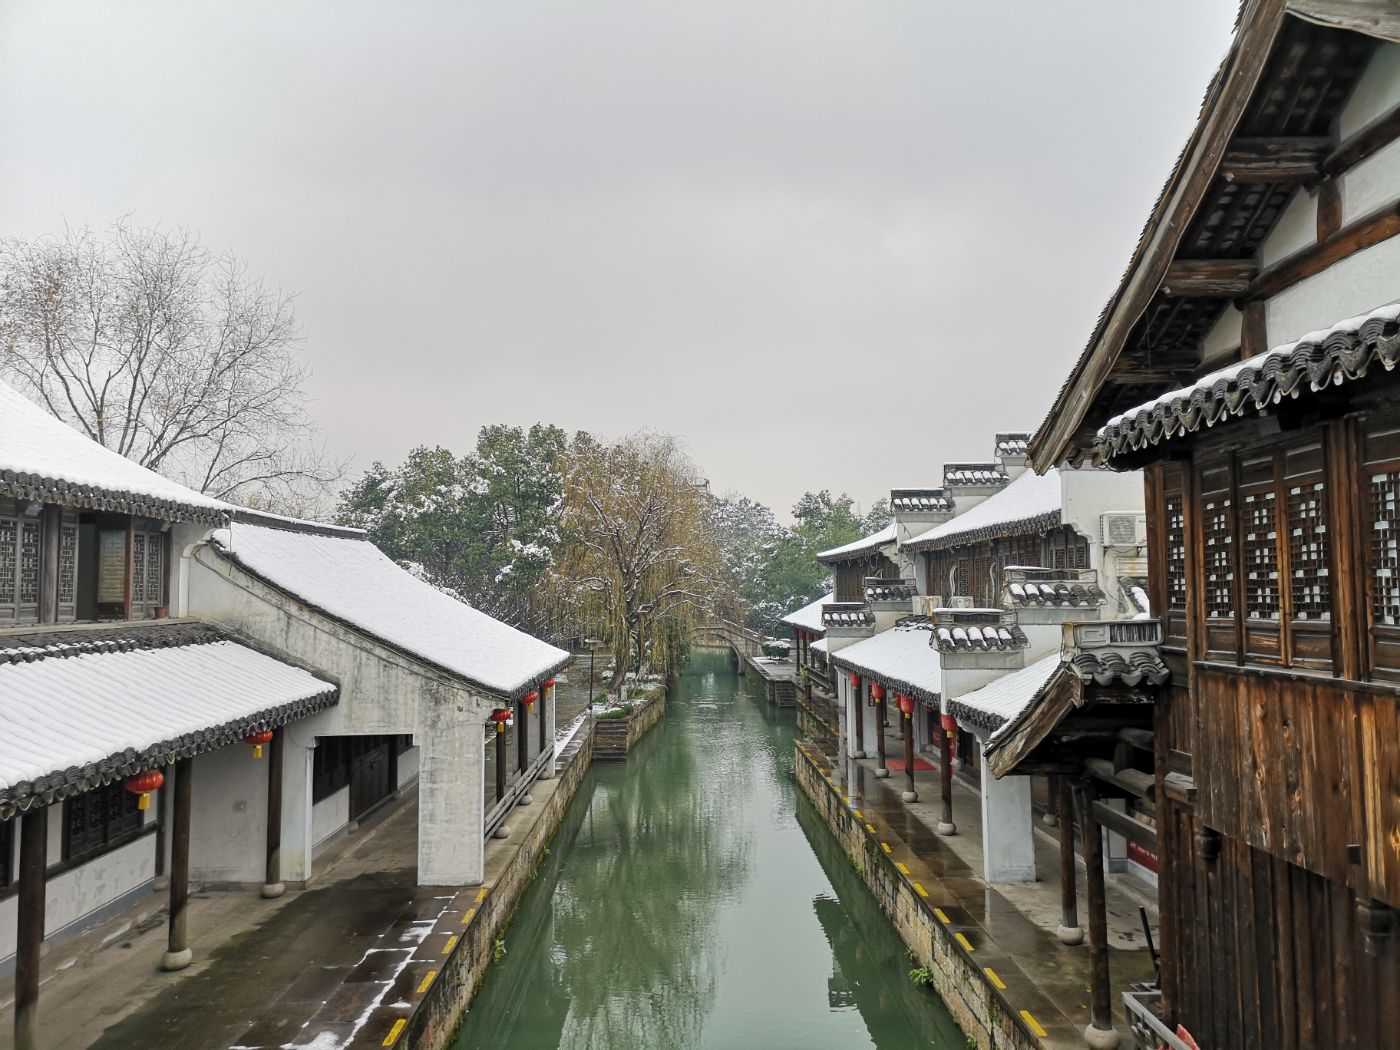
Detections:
[1339, 42, 1400, 139]
[186, 549, 490, 884]
[1342, 135, 1400, 225]
[190, 744, 269, 883]
[1266, 237, 1400, 346]
[1061, 468, 1145, 562]
[397, 746, 420, 788]
[941, 664, 1014, 704]
[312, 787, 350, 851]
[169, 522, 214, 617]
[1258, 187, 1317, 270]
[1201, 303, 1243, 366]
[0, 825, 156, 964]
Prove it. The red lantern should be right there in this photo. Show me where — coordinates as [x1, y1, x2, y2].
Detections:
[244, 730, 274, 759]
[490, 708, 512, 734]
[523, 690, 540, 713]
[896, 693, 916, 718]
[848, 672, 861, 689]
[543, 678, 556, 691]
[870, 682, 886, 702]
[940, 713, 959, 734]
[124, 770, 164, 811]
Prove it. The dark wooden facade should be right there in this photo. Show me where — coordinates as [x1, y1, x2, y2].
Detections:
[831, 552, 899, 603]
[923, 525, 1089, 606]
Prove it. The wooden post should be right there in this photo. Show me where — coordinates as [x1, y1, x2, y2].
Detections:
[937, 718, 956, 835]
[262, 728, 285, 899]
[852, 680, 866, 759]
[538, 685, 547, 755]
[495, 722, 508, 803]
[874, 694, 889, 778]
[1056, 776, 1083, 944]
[901, 704, 917, 803]
[1076, 780, 1119, 1048]
[162, 757, 194, 971]
[154, 763, 171, 886]
[516, 700, 528, 774]
[14, 808, 47, 1050]
[38, 507, 59, 624]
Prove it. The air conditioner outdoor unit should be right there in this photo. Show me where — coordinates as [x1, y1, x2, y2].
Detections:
[914, 595, 943, 616]
[1101, 512, 1147, 548]
[949, 595, 975, 609]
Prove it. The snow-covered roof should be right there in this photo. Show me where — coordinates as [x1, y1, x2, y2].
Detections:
[903, 468, 1062, 553]
[829, 618, 941, 703]
[780, 592, 832, 634]
[816, 523, 897, 565]
[0, 380, 230, 524]
[1096, 303, 1400, 461]
[211, 521, 569, 697]
[0, 622, 337, 817]
[948, 652, 1062, 741]
[810, 637, 830, 654]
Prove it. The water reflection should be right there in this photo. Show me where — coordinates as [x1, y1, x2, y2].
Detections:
[454, 652, 962, 1050]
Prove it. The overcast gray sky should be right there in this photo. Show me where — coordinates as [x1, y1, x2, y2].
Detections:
[0, 1, 1236, 518]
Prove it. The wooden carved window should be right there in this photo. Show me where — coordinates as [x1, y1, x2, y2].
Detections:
[1153, 464, 1190, 650]
[1198, 460, 1238, 660]
[63, 781, 144, 865]
[0, 516, 42, 624]
[1243, 491, 1279, 620]
[57, 523, 78, 621]
[1362, 417, 1400, 680]
[1281, 440, 1331, 670]
[130, 529, 165, 619]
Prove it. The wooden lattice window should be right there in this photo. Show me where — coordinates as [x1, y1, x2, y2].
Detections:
[1243, 491, 1280, 620]
[1165, 494, 1187, 610]
[1371, 470, 1400, 627]
[130, 529, 165, 619]
[57, 523, 78, 621]
[1287, 481, 1329, 621]
[0, 516, 42, 624]
[63, 781, 144, 865]
[1203, 497, 1234, 618]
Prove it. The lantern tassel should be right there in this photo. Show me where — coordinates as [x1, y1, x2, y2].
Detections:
[137, 792, 151, 811]
[253, 745, 264, 759]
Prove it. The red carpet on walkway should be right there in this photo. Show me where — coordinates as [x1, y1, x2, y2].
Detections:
[882, 757, 935, 772]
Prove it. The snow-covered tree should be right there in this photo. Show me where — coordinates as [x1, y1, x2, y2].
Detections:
[0, 220, 341, 514]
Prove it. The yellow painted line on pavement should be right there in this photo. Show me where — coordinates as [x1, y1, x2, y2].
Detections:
[461, 907, 477, 925]
[983, 967, 1006, 990]
[475, 886, 490, 903]
[1020, 1011, 1048, 1038]
[382, 1019, 407, 1046]
[912, 882, 928, 898]
[880, 842, 892, 854]
[443, 935, 459, 954]
[955, 932, 973, 952]
[933, 907, 950, 924]
[895, 862, 910, 875]
[417, 970, 438, 995]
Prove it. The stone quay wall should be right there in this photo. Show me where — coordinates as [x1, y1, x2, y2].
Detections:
[795, 742, 1042, 1050]
[592, 689, 666, 760]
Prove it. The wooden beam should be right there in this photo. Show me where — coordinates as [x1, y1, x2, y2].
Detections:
[1246, 199, 1400, 302]
[1317, 176, 1343, 242]
[1323, 100, 1400, 177]
[1086, 756, 1155, 799]
[1241, 300, 1268, 359]
[1161, 259, 1258, 297]
[15, 809, 47, 1050]
[1091, 799, 1159, 850]
[1108, 367, 1198, 384]
[1221, 136, 1331, 183]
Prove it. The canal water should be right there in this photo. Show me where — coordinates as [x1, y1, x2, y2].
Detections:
[453, 650, 964, 1050]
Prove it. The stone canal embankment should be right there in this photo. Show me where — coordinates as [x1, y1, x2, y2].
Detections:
[591, 689, 666, 760]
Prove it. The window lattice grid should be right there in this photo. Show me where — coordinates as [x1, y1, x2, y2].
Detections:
[18, 521, 39, 605]
[1166, 495, 1187, 611]
[1243, 491, 1280, 620]
[1372, 471, 1400, 627]
[144, 536, 162, 610]
[58, 525, 78, 606]
[1287, 481, 1330, 621]
[1203, 497, 1235, 619]
[132, 532, 147, 605]
[0, 519, 16, 608]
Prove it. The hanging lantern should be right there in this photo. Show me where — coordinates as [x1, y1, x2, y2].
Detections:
[870, 682, 886, 702]
[243, 730, 275, 759]
[523, 690, 540, 714]
[848, 672, 861, 689]
[941, 713, 959, 735]
[124, 770, 164, 811]
[490, 708, 512, 733]
[896, 693, 916, 718]
[543, 678, 556, 691]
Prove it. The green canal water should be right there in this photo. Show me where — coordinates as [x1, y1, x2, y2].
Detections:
[453, 650, 964, 1050]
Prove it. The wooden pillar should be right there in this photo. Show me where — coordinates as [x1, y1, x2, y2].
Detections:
[538, 685, 548, 754]
[516, 700, 528, 774]
[14, 808, 47, 1050]
[900, 702, 917, 803]
[1056, 776, 1082, 944]
[874, 693, 889, 778]
[154, 763, 171, 886]
[495, 721, 508, 803]
[262, 728, 285, 899]
[162, 757, 194, 971]
[1075, 780, 1118, 1048]
[937, 716, 956, 835]
[38, 507, 59, 624]
[852, 680, 866, 758]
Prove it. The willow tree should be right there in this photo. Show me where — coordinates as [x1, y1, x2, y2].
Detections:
[553, 432, 730, 682]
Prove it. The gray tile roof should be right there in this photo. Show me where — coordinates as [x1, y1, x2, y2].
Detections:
[933, 621, 1028, 653]
[943, 463, 1009, 487]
